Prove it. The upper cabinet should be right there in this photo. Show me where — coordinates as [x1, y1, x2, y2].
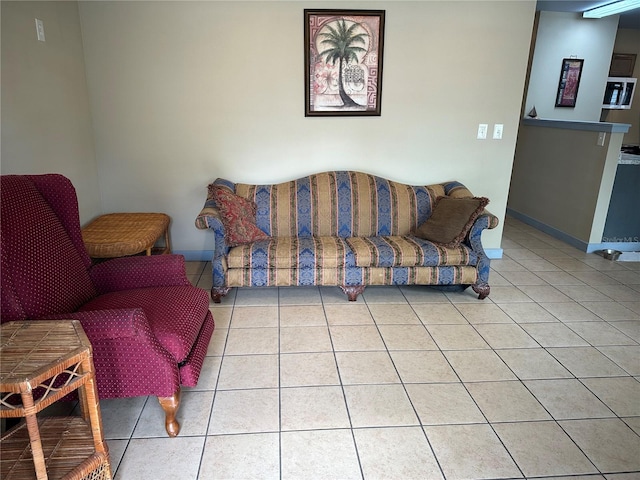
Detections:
[609, 53, 636, 77]
[603, 77, 637, 109]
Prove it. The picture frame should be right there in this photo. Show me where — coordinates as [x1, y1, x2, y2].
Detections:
[555, 58, 584, 108]
[304, 9, 385, 117]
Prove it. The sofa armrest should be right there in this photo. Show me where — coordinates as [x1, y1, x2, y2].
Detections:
[89, 255, 190, 294]
[195, 198, 222, 230]
[467, 211, 499, 286]
[195, 199, 229, 259]
[468, 211, 499, 248]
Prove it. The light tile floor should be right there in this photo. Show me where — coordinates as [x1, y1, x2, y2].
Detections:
[101, 216, 640, 479]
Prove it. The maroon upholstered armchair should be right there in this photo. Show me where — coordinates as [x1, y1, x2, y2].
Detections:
[0, 174, 214, 437]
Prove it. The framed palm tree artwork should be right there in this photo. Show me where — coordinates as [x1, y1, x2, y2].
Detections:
[304, 9, 385, 116]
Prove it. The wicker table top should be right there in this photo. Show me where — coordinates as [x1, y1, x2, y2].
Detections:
[82, 212, 170, 258]
[0, 320, 91, 393]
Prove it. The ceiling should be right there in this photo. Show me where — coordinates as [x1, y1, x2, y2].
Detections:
[537, 0, 640, 29]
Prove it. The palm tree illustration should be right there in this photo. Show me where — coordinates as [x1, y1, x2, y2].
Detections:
[317, 19, 368, 108]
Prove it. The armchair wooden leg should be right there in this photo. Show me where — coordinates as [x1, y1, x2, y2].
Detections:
[158, 389, 181, 437]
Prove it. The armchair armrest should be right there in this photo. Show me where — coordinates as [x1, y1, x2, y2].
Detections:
[89, 255, 190, 294]
[42, 308, 150, 341]
[42, 308, 179, 398]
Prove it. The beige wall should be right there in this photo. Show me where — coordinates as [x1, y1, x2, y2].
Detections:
[603, 29, 640, 144]
[2, 1, 536, 258]
[77, 1, 535, 257]
[510, 11, 634, 252]
[1, 1, 101, 224]
[510, 122, 625, 247]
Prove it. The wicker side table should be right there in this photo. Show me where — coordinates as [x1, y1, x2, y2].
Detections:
[82, 212, 171, 258]
[0, 320, 112, 480]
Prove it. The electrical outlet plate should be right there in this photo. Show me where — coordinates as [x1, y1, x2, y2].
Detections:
[477, 124, 488, 140]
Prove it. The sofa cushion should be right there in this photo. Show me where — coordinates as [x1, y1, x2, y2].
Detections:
[413, 196, 489, 247]
[345, 236, 476, 268]
[209, 185, 268, 246]
[225, 265, 480, 287]
[226, 236, 355, 269]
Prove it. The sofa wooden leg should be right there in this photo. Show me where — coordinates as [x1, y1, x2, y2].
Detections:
[211, 287, 231, 304]
[472, 283, 490, 300]
[340, 285, 366, 301]
[158, 390, 181, 437]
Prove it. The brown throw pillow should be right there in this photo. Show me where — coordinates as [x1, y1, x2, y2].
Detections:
[413, 196, 489, 247]
[209, 185, 269, 247]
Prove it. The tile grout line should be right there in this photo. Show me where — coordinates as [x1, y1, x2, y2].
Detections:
[320, 290, 366, 480]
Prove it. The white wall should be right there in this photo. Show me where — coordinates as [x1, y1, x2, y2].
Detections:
[1, 1, 101, 223]
[78, 1, 535, 259]
[525, 11, 619, 122]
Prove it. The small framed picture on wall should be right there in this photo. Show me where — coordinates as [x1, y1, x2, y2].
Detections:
[555, 58, 584, 108]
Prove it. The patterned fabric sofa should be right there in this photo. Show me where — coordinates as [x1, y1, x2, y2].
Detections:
[196, 171, 499, 302]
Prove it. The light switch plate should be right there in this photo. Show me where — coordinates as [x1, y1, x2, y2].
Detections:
[35, 18, 45, 42]
[477, 124, 488, 140]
